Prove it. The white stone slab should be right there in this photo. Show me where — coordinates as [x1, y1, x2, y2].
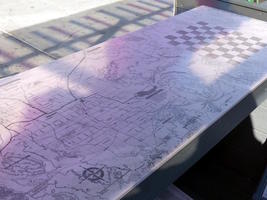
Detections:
[1, 6, 267, 200]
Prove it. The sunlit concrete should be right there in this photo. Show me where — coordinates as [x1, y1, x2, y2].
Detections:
[0, 33, 53, 77]
[0, 0, 173, 77]
[0, 0, 123, 31]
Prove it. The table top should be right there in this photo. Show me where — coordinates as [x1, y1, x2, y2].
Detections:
[1, 6, 267, 200]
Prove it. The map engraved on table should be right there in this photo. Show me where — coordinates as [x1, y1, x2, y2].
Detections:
[1, 7, 267, 200]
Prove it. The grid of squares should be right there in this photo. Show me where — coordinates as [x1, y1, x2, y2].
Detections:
[165, 21, 267, 64]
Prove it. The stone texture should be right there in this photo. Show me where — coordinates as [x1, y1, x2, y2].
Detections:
[1, 6, 267, 200]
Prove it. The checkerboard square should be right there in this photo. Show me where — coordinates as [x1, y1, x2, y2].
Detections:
[215, 33, 225, 39]
[191, 30, 201, 35]
[232, 32, 242, 36]
[214, 41, 224, 46]
[194, 35, 205, 40]
[207, 36, 214, 40]
[217, 38, 229, 43]
[181, 35, 191, 40]
[251, 44, 262, 50]
[189, 38, 201, 43]
[247, 39, 258, 45]
[197, 50, 209, 56]
[227, 33, 237, 38]
[213, 50, 225, 56]
[186, 33, 197, 38]
[206, 53, 219, 59]
[226, 36, 235, 41]
[198, 40, 208, 45]
[242, 42, 254, 47]
[218, 56, 230, 63]
[205, 31, 215, 36]
[222, 53, 235, 59]
[258, 42, 267, 47]
[200, 26, 212, 31]
[247, 47, 259, 53]
[211, 29, 222, 34]
[228, 60, 241, 65]
[219, 31, 228, 36]
[197, 28, 206, 33]
[222, 44, 234, 50]
[236, 44, 249, 50]
[250, 36, 261, 42]
[237, 36, 248, 41]
[187, 47, 198, 52]
[196, 43, 205, 48]
[237, 53, 250, 59]
[228, 41, 239, 46]
[197, 21, 208, 26]
[202, 46, 214, 52]
[183, 41, 194, 46]
[232, 56, 245, 63]
[228, 51, 239, 56]
[165, 35, 177, 40]
[187, 26, 198, 30]
[228, 60, 240, 65]
[242, 50, 254, 56]
[232, 47, 243, 53]
[233, 39, 245, 44]
[203, 38, 213, 43]
[168, 41, 180, 46]
[208, 44, 220, 50]
[217, 47, 230, 53]
[214, 26, 224, 31]
[176, 30, 187, 35]
[175, 37, 185, 43]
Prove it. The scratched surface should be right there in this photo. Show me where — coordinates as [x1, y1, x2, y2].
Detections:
[1, 6, 267, 200]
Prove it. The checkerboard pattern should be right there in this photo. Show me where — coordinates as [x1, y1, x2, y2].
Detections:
[165, 21, 267, 64]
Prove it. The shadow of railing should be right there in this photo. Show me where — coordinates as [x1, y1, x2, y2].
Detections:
[0, 0, 172, 78]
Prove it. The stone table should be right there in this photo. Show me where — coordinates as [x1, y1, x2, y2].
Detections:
[0, 6, 267, 200]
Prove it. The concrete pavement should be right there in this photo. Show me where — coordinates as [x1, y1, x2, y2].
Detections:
[0, 0, 172, 77]
[0, 0, 123, 32]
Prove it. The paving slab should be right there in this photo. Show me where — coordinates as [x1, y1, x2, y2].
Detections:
[0, 0, 123, 32]
[8, 0, 172, 58]
[0, 0, 172, 78]
[0, 33, 54, 78]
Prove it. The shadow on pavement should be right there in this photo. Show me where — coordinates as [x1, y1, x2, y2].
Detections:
[0, 0, 172, 78]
